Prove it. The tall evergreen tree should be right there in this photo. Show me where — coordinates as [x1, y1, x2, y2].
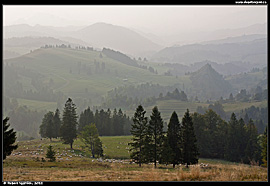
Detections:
[78, 107, 94, 132]
[40, 109, 61, 140]
[112, 108, 119, 136]
[225, 112, 239, 162]
[148, 106, 164, 168]
[60, 98, 78, 149]
[244, 119, 261, 164]
[209, 109, 227, 158]
[129, 105, 148, 167]
[117, 109, 124, 135]
[160, 136, 174, 165]
[192, 112, 209, 157]
[237, 118, 248, 162]
[40, 111, 54, 141]
[181, 109, 199, 167]
[167, 111, 182, 168]
[261, 127, 267, 167]
[3, 117, 18, 160]
[53, 108, 61, 138]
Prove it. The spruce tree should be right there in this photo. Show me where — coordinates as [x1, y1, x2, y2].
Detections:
[167, 111, 182, 168]
[180, 109, 199, 168]
[60, 98, 78, 149]
[261, 127, 267, 167]
[238, 118, 248, 162]
[244, 119, 261, 164]
[45, 112, 54, 141]
[129, 105, 148, 167]
[78, 107, 94, 133]
[40, 111, 54, 140]
[46, 145, 56, 162]
[148, 106, 164, 168]
[53, 108, 61, 138]
[3, 117, 18, 160]
[225, 112, 239, 162]
[192, 112, 208, 157]
[160, 136, 175, 165]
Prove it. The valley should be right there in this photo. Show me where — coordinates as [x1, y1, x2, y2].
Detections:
[3, 6, 268, 182]
[3, 46, 267, 139]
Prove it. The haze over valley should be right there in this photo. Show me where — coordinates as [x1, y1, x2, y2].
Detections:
[2, 5, 268, 181]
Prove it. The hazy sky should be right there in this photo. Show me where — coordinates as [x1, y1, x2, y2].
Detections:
[3, 5, 267, 36]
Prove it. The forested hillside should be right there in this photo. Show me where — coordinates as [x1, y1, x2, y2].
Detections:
[3, 45, 267, 140]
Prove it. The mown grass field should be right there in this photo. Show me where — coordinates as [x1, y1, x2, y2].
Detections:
[3, 137, 267, 181]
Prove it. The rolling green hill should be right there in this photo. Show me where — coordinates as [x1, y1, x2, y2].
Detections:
[4, 48, 266, 115]
[5, 47, 181, 106]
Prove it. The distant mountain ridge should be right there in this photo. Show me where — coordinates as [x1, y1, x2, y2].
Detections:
[151, 37, 267, 68]
[4, 22, 162, 58]
[200, 34, 266, 45]
[73, 22, 162, 57]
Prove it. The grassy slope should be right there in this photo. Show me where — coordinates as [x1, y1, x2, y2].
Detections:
[3, 137, 267, 181]
[143, 100, 208, 122]
[127, 99, 267, 123]
[5, 47, 266, 114]
[6, 48, 181, 105]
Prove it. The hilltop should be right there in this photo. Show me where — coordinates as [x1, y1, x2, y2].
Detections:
[4, 22, 162, 57]
[189, 64, 233, 100]
[74, 22, 162, 57]
[4, 47, 180, 106]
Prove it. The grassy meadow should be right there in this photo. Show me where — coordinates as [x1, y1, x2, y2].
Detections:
[3, 136, 267, 181]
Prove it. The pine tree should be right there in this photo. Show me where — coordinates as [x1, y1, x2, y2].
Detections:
[112, 108, 118, 136]
[129, 105, 148, 167]
[261, 127, 267, 167]
[45, 112, 54, 141]
[237, 118, 247, 162]
[203, 109, 218, 158]
[60, 98, 78, 149]
[192, 112, 207, 157]
[46, 145, 56, 162]
[3, 117, 18, 160]
[148, 106, 164, 168]
[40, 109, 61, 141]
[181, 109, 199, 168]
[225, 113, 239, 162]
[244, 119, 261, 164]
[117, 109, 125, 135]
[40, 111, 54, 140]
[160, 136, 175, 165]
[79, 123, 103, 158]
[53, 108, 61, 138]
[167, 111, 182, 168]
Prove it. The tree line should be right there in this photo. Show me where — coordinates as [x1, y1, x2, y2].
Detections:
[129, 105, 267, 167]
[40, 98, 104, 158]
[39, 98, 133, 145]
[102, 82, 188, 110]
[3, 99, 267, 167]
[129, 105, 199, 168]
[78, 107, 132, 136]
[192, 109, 265, 164]
[196, 102, 268, 134]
